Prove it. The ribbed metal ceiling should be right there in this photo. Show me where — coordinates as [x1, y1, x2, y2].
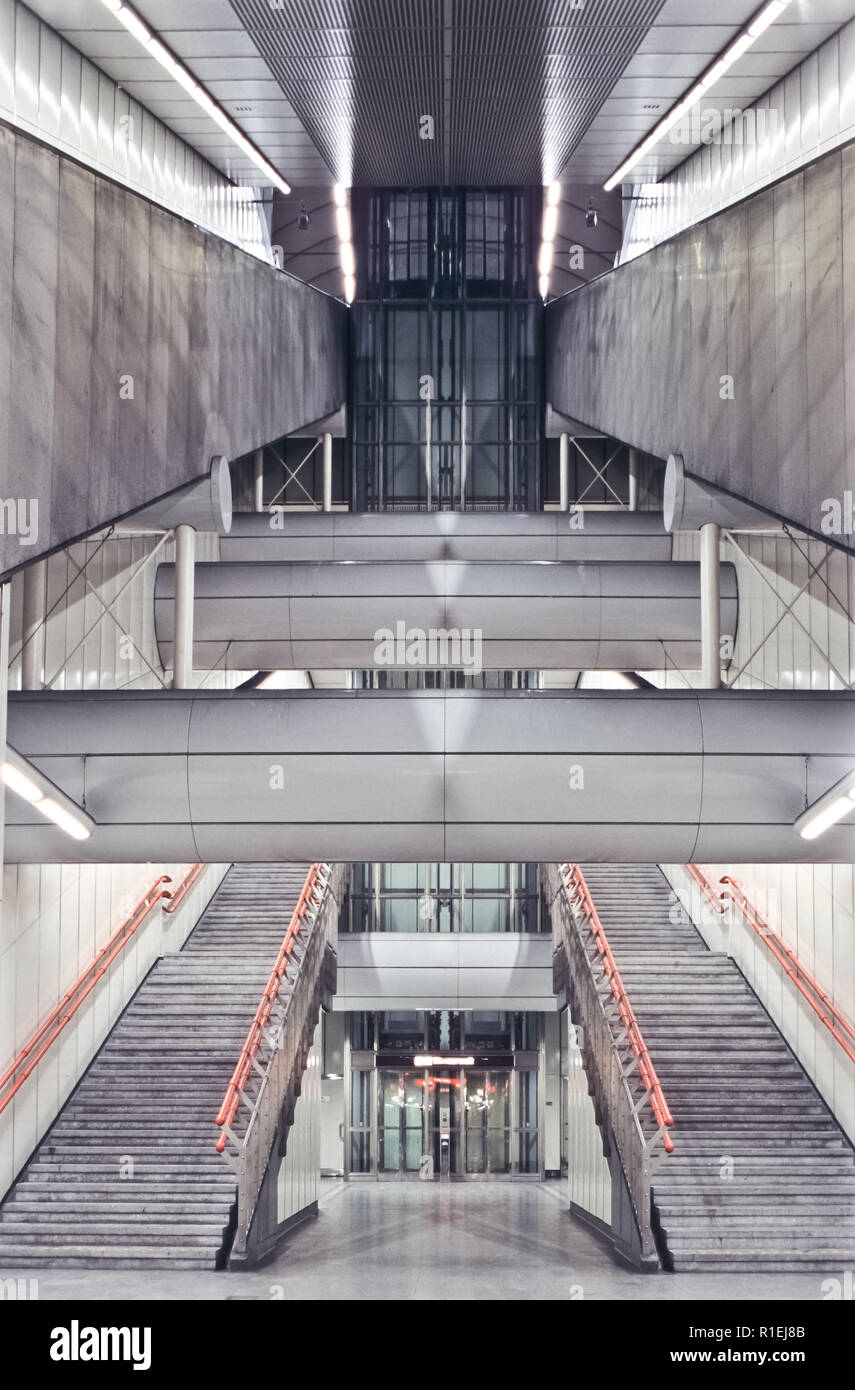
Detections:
[228, 0, 668, 184]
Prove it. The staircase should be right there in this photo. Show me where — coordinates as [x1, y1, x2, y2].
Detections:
[0, 864, 314, 1270]
[578, 864, 855, 1273]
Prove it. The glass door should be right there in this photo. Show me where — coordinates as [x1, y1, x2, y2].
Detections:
[378, 1070, 425, 1177]
[464, 1071, 511, 1175]
[425, 1070, 460, 1177]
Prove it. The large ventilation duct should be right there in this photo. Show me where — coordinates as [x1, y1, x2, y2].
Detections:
[6, 689, 855, 865]
[219, 511, 673, 564]
[119, 456, 233, 534]
[153, 560, 738, 671]
[664, 454, 781, 533]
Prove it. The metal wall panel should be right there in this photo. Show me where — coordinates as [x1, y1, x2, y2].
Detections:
[0, 0, 269, 259]
[621, 18, 855, 260]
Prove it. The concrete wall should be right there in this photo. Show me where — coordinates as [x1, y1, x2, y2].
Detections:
[0, 860, 228, 1198]
[0, 122, 348, 578]
[545, 139, 855, 551]
[664, 862, 855, 1147]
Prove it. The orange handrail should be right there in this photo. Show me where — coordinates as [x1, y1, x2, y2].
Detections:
[565, 864, 675, 1153]
[685, 863, 728, 916]
[719, 875, 855, 1068]
[163, 862, 206, 914]
[0, 864, 204, 1116]
[215, 863, 328, 1153]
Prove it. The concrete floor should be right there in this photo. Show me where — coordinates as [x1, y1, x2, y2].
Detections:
[1, 1180, 837, 1301]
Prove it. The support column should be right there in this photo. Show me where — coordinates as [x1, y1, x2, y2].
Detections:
[173, 525, 196, 690]
[322, 433, 333, 513]
[628, 447, 639, 512]
[559, 433, 570, 512]
[700, 522, 721, 690]
[253, 449, 265, 513]
[21, 560, 47, 690]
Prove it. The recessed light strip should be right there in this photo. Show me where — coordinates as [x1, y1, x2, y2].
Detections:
[794, 768, 855, 842]
[2, 747, 95, 841]
[538, 181, 561, 299]
[96, 0, 292, 195]
[334, 184, 356, 303]
[603, 0, 795, 192]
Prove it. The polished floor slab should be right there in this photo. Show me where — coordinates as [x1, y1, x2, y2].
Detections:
[0, 1180, 839, 1301]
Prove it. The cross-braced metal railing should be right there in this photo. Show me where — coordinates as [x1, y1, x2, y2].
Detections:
[545, 863, 674, 1264]
[215, 862, 344, 1258]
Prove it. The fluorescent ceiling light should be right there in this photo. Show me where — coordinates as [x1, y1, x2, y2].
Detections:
[95, 0, 291, 195]
[333, 184, 348, 207]
[340, 242, 355, 277]
[414, 1056, 476, 1067]
[604, 0, 794, 191]
[542, 204, 558, 242]
[547, 182, 562, 207]
[2, 746, 95, 841]
[538, 242, 553, 276]
[39, 798, 92, 842]
[538, 273, 549, 298]
[336, 205, 352, 243]
[794, 768, 855, 842]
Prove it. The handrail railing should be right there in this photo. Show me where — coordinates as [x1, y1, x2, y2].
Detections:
[0, 864, 205, 1115]
[216, 862, 342, 1263]
[718, 874, 855, 1068]
[546, 863, 673, 1266]
[685, 863, 728, 916]
[215, 862, 330, 1152]
[565, 864, 674, 1149]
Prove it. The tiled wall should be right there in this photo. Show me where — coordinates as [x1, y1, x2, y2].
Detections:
[0, 527, 245, 1194]
[621, 18, 855, 260]
[0, 860, 228, 1198]
[563, 1007, 611, 1225]
[646, 529, 855, 691]
[7, 530, 244, 692]
[276, 1024, 322, 1227]
[663, 863, 855, 1147]
[0, 0, 271, 259]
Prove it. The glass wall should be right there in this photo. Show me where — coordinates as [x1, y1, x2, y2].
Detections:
[352, 188, 542, 512]
[345, 1011, 542, 1179]
[345, 863, 543, 933]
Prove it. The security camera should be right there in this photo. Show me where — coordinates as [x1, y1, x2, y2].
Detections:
[585, 200, 599, 228]
[298, 202, 311, 231]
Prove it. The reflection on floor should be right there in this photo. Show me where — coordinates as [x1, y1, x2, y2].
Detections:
[2, 1181, 835, 1301]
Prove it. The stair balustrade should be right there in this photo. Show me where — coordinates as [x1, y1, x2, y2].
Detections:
[545, 862, 674, 1265]
[215, 862, 343, 1261]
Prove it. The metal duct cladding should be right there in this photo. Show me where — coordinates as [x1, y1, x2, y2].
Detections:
[6, 689, 855, 865]
[218, 511, 674, 564]
[152, 561, 734, 675]
[154, 560, 738, 672]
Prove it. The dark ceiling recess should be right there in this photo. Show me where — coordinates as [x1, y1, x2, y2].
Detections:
[228, 0, 668, 186]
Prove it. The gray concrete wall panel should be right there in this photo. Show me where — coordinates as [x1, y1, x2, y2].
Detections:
[0, 124, 347, 576]
[546, 141, 855, 547]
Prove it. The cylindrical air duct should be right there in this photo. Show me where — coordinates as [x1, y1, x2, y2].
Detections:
[6, 688, 855, 864]
[218, 510, 674, 564]
[664, 454, 780, 533]
[153, 559, 738, 672]
[120, 456, 233, 534]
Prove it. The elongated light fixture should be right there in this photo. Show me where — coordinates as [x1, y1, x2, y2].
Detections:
[414, 1055, 476, 1067]
[538, 182, 562, 299]
[794, 768, 855, 842]
[334, 184, 356, 302]
[96, 0, 292, 195]
[604, 0, 795, 192]
[2, 746, 94, 841]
